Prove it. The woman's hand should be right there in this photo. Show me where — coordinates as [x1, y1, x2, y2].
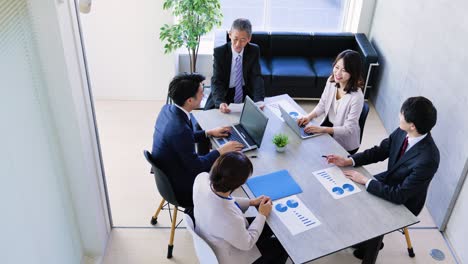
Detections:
[250, 195, 270, 206]
[258, 197, 273, 217]
[296, 116, 311, 127]
[219, 103, 231, 113]
[304, 125, 325, 134]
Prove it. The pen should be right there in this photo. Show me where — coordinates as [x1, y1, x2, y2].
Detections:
[321, 155, 328, 158]
[249, 155, 257, 158]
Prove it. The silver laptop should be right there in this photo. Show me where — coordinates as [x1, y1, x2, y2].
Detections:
[279, 106, 320, 139]
[213, 96, 269, 152]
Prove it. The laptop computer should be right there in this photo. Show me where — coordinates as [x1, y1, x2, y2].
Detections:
[279, 105, 320, 139]
[213, 96, 269, 152]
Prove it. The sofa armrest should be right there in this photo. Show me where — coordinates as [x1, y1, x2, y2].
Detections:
[355, 33, 378, 62]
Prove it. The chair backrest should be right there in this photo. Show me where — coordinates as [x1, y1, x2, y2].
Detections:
[359, 102, 370, 143]
[183, 214, 219, 264]
[143, 150, 179, 206]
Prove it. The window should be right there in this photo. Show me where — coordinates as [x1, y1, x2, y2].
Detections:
[198, 0, 349, 53]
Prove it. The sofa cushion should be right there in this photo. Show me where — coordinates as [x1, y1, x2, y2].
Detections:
[251, 31, 271, 58]
[271, 32, 313, 57]
[270, 57, 316, 97]
[312, 33, 356, 57]
[311, 57, 334, 95]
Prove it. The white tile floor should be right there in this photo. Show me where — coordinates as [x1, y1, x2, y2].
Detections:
[95, 100, 457, 263]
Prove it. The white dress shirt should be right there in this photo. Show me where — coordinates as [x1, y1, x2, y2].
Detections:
[228, 46, 245, 88]
[362, 133, 428, 188]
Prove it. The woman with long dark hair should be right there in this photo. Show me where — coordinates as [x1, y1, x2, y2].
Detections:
[297, 49, 365, 154]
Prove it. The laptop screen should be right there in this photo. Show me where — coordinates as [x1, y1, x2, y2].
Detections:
[239, 97, 269, 147]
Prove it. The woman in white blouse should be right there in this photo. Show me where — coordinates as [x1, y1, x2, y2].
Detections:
[193, 152, 288, 264]
[297, 49, 365, 154]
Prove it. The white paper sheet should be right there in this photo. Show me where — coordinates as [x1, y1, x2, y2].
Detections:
[228, 103, 244, 113]
[266, 100, 302, 121]
[313, 166, 362, 199]
[272, 195, 321, 235]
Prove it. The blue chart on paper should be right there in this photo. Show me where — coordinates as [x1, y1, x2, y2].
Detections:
[275, 203, 288, 213]
[332, 187, 344, 195]
[317, 170, 337, 184]
[286, 199, 299, 208]
[294, 211, 316, 227]
[289, 111, 299, 118]
[342, 184, 355, 192]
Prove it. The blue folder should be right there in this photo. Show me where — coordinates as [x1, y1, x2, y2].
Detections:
[246, 170, 302, 200]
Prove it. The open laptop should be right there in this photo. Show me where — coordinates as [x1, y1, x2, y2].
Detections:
[279, 105, 320, 139]
[213, 96, 269, 152]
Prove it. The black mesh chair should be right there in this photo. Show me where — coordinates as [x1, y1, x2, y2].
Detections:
[143, 150, 183, 258]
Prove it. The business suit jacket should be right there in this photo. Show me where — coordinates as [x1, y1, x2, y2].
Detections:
[351, 128, 440, 215]
[312, 80, 364, 151]
[205, 42, 265, 109]
[151, 105, 220, 207]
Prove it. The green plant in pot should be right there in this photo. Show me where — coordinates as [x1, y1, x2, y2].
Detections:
[272, 133, 289, 152]
[159, 0, 223, 73]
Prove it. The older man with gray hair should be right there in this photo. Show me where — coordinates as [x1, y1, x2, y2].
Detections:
[205, 18, 265, 112]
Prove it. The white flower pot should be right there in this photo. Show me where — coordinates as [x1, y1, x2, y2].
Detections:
[276, 146, 286, 152]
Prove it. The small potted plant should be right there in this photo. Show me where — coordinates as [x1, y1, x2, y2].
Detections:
[272, 133, 289, 153]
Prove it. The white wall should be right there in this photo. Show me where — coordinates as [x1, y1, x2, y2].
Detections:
[80, 0, 176, 100]
[368, 0, 468, 262]
[1, 0, 110, 263]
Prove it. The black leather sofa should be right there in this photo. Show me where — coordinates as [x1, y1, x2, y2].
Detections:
[227, 32, 378, 99]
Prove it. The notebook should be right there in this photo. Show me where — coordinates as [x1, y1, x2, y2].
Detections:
[246, 170, 302, 201]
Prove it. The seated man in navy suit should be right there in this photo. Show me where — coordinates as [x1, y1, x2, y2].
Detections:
[205, 18, 265, 113]
[326, 96, 440, 260]
[152, 73, 244, 208]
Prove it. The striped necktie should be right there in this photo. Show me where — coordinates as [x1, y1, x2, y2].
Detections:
[233, 55, 243, 103]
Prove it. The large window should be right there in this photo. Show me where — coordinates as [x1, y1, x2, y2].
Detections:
[219, 0, 347, 32]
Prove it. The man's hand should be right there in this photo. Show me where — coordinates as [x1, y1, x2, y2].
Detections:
[296, 116, 311, 127]
[343, 170, 368, 185]
[304, 125, 325, 134]
[326, 155, 353, 167]
[218, 141, 244, 155]
[219, 103, 231, 113]
[250, 195, 271, 207]
[207, 126, 231, 137]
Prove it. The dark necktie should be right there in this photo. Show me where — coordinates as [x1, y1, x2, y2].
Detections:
[398, 137, 409, 160]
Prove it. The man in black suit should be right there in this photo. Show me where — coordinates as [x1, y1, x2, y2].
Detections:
[152, 73, 244, 208]
[205, 18, 265, 112]
[326, 96, 440, 260]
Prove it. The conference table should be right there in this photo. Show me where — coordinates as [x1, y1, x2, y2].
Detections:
[193, 94, 419, 264]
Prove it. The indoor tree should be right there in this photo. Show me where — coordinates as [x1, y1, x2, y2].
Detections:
[159, 0, 223, 73]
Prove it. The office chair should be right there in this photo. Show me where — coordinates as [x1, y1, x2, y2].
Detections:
[143, 150, 184, 258]
[184, 214, 219, 264]
[359, 101, 370, 144]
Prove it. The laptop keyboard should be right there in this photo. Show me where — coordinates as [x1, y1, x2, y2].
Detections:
[216, 127, 249, 151]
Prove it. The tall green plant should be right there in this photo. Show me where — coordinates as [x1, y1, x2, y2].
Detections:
[159, 0, 223, 73]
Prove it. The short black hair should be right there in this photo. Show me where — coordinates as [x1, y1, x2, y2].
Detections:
[210, 152, 253, 193]
[168, 73, 205, 106]
[400, 96, 437, 134]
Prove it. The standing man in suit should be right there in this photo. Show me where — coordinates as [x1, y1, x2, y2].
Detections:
[152, 73, 244, 208]
[205, 18, 265, 113]
[326, 96, 439, 260]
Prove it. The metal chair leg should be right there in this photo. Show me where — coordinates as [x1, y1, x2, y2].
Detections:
[403, 227, 415, 257]
[167, 206, 178, 258]
[150, 199, 166, 225]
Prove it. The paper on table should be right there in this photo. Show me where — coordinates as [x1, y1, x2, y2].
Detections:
[266, 100, 302, 121]
[228, 103, 244, 113]
[313, 166, 362, 199]
[272, 195, 321, 235]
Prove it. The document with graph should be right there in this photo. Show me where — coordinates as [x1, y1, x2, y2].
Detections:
[272, 195, 321, 235]
[266, 100, 301, 122]
[312, 166, 362, 199]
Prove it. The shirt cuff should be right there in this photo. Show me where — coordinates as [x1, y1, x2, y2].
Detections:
[365, 179, 373, 189]
[350, 157, 356, 167]
[204, 130, 208, 137]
